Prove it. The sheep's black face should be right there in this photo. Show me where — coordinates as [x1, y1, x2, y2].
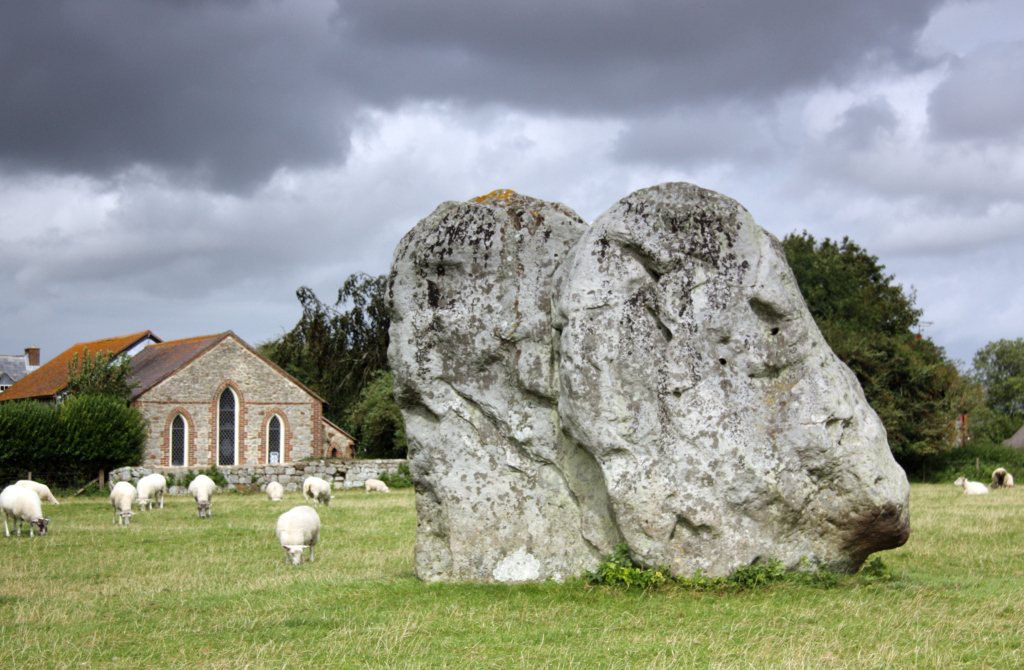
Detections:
[35, 518, 49, 536]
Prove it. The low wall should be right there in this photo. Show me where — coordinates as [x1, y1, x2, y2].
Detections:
[109, 459, 407, 494]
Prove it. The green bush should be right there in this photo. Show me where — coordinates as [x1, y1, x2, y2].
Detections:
[907, 441, 1024, 483]
[0, 400, 62, 482]
[378, 463, 412, 489]
[61, 394, 146, 478]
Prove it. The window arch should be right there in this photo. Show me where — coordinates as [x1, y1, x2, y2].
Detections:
[267, 415, 282, 464]
[218, 388, 237, 466]
[171, 414, 188, 466]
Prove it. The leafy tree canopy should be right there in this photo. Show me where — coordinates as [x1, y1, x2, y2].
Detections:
[260, 273, 392, 429]
[971, 338, 1024, 418]
[345, 370, 407, 459]
[65, 349, 139, 401]
[782, 232, 972, 461]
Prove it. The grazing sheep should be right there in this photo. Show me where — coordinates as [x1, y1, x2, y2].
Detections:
[954, 476, 989, 495]
[302, 476, 332, 507]
[15, 480, 59, 505]
[276, 505, 320, 565]
[136, 473, 167, 511]
[188, 474, 216, 518]
[364, 478, 389, 493]
[266, 481, 284, 501]
[1, 485, 50, 537]
[991, 468, 1015, 489]
[110, 481, 137, 525]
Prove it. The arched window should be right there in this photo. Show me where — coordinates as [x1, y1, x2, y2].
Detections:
[218, 389, 237, 466]
[171, 414, 187, 466]
[267, 415, 282, 464]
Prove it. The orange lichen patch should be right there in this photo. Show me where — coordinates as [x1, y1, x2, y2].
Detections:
[471, 189, 519, 203]
[0, 330, 161, 401]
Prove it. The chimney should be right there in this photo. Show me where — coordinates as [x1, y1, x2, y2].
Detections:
[25, 347, 40, 367]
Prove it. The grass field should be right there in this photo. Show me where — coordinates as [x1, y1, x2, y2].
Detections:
[2, 484, 1023, 669]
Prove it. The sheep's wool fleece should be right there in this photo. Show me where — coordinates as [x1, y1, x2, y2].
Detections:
[389, 183, 910, 582]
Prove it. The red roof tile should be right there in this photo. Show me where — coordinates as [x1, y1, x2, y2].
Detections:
[0, 331, 161, 401]
[129, 334, 227, 398]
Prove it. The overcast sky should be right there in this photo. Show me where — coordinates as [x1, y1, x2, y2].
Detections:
[2, 0, 1023, 368]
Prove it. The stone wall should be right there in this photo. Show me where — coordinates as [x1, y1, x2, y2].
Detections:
[133, 336, 323, 468]
[109, 459, 407, 494]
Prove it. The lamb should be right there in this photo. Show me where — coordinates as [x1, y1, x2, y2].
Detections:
[136, 473, 167, 511]
[188, 474, 216, 518]
[364, 478, 389, 493]
[110, 481, 137, 525]
[991, 468, 1015, 489]
[276, 505, 320, 565]
[1, 485, 50, 537]
[15, 480, 59, 505]
[266, 481, 284, 501]
[954, 476, 990, 495]
[302, 476, 332, 507]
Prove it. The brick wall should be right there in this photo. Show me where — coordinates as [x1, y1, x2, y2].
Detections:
[134, 337, 322, 467]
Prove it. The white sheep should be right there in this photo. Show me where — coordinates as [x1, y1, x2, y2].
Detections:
[302, 476, 332, 507]
[276, 505, 321, 565]
[188, 474, 216, 518]
[15, 480, 59, 505]
[266, 481, 284, 501]
[136, 473, 167, 511]
[991, 468, 1015, 489]
[954, 476, 989, 495]
[364, 478, 389, 493]
[110, 481, 137, 525]
[1, 485, 50, 537]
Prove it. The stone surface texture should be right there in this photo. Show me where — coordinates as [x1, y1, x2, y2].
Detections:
[390, 183, 910, 582]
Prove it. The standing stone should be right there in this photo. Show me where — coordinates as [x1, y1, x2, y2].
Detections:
[390, 182, 910, 582]
[552, 183, 909, 576]
[389, 190, 621, 582]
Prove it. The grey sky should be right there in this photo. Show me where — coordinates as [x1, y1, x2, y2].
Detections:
[1, 0, 1022, 368]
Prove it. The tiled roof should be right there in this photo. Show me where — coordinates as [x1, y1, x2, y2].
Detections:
[129, 334, 227, 398]
[0, 355, 29, 384]
[0, 331, 161, 401]
[130, 331, 326, 404]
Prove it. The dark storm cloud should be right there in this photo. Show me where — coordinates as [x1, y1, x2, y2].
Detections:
[928, 40, 1024, 141]
[334, 0, 944, 111]
[0, 0, 947, 189]
[0, 0, 350, 190]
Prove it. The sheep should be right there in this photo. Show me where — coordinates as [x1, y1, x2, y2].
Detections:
[110, 481, 137, 525]
[991, 468, 1015, 489]
[266, 481, 284, 501]
[954, 476, 989, 495]
[136, 473, 167, 511]
[188, 474, 216, 518]
[15, 480, 59, 505]
[364, 478, 389, 493]
[276, 505, 320, 565]
[302, 476, 332, 507]
[1, 485, 50, 537]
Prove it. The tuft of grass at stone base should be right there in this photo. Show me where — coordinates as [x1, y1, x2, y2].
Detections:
[2, 484, 1023, 669]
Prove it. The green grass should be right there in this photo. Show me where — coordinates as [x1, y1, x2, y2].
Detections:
[2, 485, 1023, 669]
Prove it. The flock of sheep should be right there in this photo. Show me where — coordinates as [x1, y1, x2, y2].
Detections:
[954, 467, 1015, 495]
[2, 473, 391, 565]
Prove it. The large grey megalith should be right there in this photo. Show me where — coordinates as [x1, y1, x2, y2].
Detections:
[389, 183, 910, 582]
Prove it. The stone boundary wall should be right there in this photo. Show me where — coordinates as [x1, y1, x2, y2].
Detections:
[109, 459, 407, 495]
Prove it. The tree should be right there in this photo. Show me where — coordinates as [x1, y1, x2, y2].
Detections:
[65, 349, 139, 401]
[60, 394, 147, 477]
[345, 370, 407, 458]
[782, 232, 970, 462]
[970, 338, 1024, 441]
[260, 273, 392, 427]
